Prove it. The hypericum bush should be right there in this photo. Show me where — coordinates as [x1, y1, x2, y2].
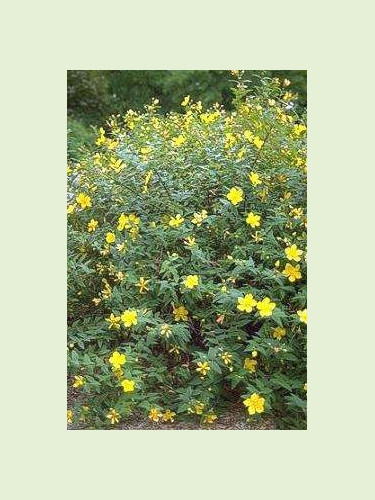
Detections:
[67, 73, 307, 430]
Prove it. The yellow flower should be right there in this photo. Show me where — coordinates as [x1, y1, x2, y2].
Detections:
[221, 352, 233, 365]
[76, 193, 92, 209]
[196, 361, 210, 376]
[96, 127, 106, 145]
[282, 263, 302, 282]
[296, 157, 305, 167]
[101, 282, 112, 299]
[194, 101, 203, 112]
[181, 95, 190, 106]
[169, 214, 184, 227]
[121, 379, 135, 392]
[303, 383, 307, 392]
[112, 366, 124, 379]
[106, 232, 116, 244]
[191, 209, 208, 226]
[172, 135, 186, 147]
[249, 172, 262, 186]
[281, 191, 292, 201]
[92, 297, 101, 306]
[128, 213, 140, 223]
[191, 402, 205, 415]
[184, 274, 199, 289]
[283, 92, 293, 102]
[136, 277, 150, 294]
[128, 213, 140, 225]
[221, 285, 227, 293]
[162, 410, 176, 422]
[87, 219, 98, 232]
[106, 138, 119, 150]
[200, 112, 220, 124]
[237, 147, 246, 159]
[293, 124, 307, 136]
[109, 157, 123, 172]
[116, 243, 126, 253]
[106, 408, 120, 424]
[173, 305, 188, 322]
[256, 297, 276, 317]
[105, 313, 121, 330]
[93, 152, 102, 165]
[160, 324, 172, 338]
[224, 132, 237, 149]
[168, 345, 180, 355]
[149, 408, 162, 422]
[297, 309, 307, 324]
[226, 187, 244, 205]
[67, 409, 73, 423]
[117, 213, 129, 231]
[274, 260, 280, 268]
[115, 271, 125, 282]
[253, 136, 264, 149]
[140, 146, 152, 155]
[142, 169, 153, 193]
[129, 226, 139, 241]
[100, 247, 110, 257]
[273, 326, 286, 340]
[184, 236, 196, 247]
[121, 309, 138, 328]
[252, 350, 258, 358]
[203, 414, 217, 424]
[246, 212, 261, 228]
[72, 375, 85, 388]
[243, 393, 265, 415]
[237, 293, 257, 313]
[285, 244, 303, 262]
[251, 231, 263, 243]
[244, 358, 257, 372]
[244, 130, 254, 142]
[258, 187, 268, 202]
[109, 351, 126, 369]
[67, 204, 76, 214]
[289, 207, 304, 219]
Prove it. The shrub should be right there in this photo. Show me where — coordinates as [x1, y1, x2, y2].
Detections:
[67, 73, 307, 430]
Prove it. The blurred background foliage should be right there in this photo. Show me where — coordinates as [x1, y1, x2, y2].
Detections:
[67, 70, 306, 160]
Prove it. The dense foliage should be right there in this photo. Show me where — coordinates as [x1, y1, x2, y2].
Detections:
[67, 73, 307, 429]
[67, 117, 95, 161]
[68, 70, 307, 123]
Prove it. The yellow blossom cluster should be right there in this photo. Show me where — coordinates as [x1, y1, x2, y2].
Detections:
[237, 294, 276, 317]
[95, 127, 119, 150]
[108, 351, 136, 394]
[148, 408, 177, 423]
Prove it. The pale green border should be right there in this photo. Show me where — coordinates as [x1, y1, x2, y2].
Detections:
[3, 0, 373, 498]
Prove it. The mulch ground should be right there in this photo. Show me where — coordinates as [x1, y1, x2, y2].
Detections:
[67, 386, 276, 431]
